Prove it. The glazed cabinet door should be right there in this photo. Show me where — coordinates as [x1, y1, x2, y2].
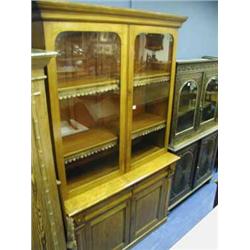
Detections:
[171, 72, 203, 145]
[75, 193, 131, 250]
[193, 132, 217, 188]
[130, 173, 167, 240]
[127, 25, 177, 167]
[169, 142, 198, 207]
[199, 71, 218, 129]
[40, 22, 128, 197]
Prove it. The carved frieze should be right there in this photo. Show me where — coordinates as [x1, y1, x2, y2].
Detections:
[176, 62, 217, 74]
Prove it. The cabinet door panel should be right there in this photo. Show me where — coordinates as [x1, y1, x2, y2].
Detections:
[55, 31, 122, 187]
[75, 226, 87, 250]
[171, 72, 203, 144]
[130, 177, 167, 240]
[127, 25, 177, 168]
[170, 142, 198, 206]
[85, 201, 130, 250]
[41, 22, 128, 197]
[193, 133, 217, 187]
[135, 187, 161, 232]
[199, 72, 218, 128]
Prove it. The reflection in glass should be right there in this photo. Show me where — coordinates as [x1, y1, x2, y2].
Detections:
[202, 78, 218, 122]
[176, 81, 198, 133]
[55, 32, 121, 185]
[56, 32, 120, 86]
[131, 33, 173, 161]
[134, 33, 173, 76]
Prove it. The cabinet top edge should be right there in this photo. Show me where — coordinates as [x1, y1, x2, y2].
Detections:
[32, 1, 188, 27]
[169, 126, 218, 152]
[64, 151, 179, 216]
[177, 58, 218, 64]
[32, 49, 57, 58]
[32, 49, 57, 68]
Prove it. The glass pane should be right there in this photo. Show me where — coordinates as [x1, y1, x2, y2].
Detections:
[135, 33, 173, 76]
[202, 78, 218, 122]
[55, 32, 120, 185]
[56, 32, 120, 86]
[176, 81, 198, 133]
[131, 33, 173, 161]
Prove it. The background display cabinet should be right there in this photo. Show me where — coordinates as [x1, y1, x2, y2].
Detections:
[169, 58, 218, 151]
[32, 50, 66, 250]
[168, 58, 218, 209]
[32, 1, 187, 249]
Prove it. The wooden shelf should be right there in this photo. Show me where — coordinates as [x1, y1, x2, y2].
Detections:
[58, 76, 119, 100]
[178, 106, 196, 116]
[134, 71, 170, 80]
[63, 127, 118, 163]
[134, 72, 170, 87]
[132, 113, 166, 139]
[132, 145, 161, 163]
[58, 76, 118, 89]
[67, 156, 118, 190]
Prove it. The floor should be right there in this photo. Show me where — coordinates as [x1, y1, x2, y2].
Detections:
[131, 171, 218, 250]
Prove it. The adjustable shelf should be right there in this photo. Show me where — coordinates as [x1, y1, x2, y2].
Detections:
[132, 113, 166, 139]
[58, 77, 119, 100]
[63, 127, 118, 164]
[178, 106, 196, 117]
[134, 72, 170, 87]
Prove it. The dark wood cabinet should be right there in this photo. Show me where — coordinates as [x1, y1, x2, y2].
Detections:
[168, 59, 218, 210]
[170, 59, 218, 150]
[169, 142, 198, 207]
[169, 132, 217, 209]
[193, 133, 217, 188]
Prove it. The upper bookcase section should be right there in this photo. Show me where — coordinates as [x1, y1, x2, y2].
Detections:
[32, 1, 187, 28]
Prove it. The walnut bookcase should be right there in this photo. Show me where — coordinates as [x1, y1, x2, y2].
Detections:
[32, 1, 187, 249]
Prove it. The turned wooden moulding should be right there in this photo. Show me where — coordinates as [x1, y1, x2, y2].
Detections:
[32, 1, 187, 28]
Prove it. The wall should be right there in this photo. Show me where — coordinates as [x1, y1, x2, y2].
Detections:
[71, 0, 218, 59]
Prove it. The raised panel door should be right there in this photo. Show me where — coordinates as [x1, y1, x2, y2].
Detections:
[169, 142, 198, 206]
[130, 177, 167, 240]
[193, 132, 217, 187]
[85, 200, 130, 250]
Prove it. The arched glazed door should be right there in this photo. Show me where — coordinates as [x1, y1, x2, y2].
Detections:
[176, 80, 198, 134]
[201, 76, 218, 124]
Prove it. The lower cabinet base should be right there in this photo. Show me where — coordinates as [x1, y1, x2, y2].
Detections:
[169, 131, 217, 211]
[123, 217, 167, 250]
[168, 174, 212, 211]
[67, 159, 178, 250]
